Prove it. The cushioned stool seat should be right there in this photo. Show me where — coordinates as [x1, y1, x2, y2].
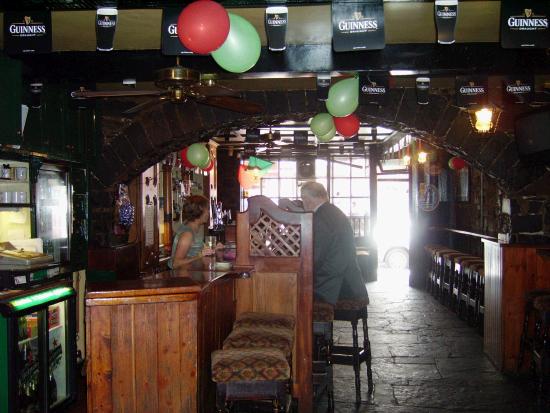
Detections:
[234, 312, 296, 330]
[212, 348, 290, 412]
[224, 327, 294, 359]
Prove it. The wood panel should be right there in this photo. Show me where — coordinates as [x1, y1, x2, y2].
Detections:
[86, 289, 200, 413]
[236, 195, 313, 413]
[87, 305, 113, 413]
[483, 240, 502, 369]
[134, 303, 159, 413]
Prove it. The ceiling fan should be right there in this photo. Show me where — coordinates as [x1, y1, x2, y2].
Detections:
[70, 57, 263, 115]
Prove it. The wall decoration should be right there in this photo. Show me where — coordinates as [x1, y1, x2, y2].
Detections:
[332, 0, 385, 52]
[501, 0, 550, 49]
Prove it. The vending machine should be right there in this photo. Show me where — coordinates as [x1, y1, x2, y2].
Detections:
[0, 281, 77, 412]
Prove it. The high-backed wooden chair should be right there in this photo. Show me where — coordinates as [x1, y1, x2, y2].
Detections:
[235, 196, 314, 412]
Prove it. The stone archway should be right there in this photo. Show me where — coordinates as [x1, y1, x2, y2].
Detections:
[90, 88, 549, 245]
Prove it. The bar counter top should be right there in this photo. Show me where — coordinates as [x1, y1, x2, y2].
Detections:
[85, 265, 252, 300]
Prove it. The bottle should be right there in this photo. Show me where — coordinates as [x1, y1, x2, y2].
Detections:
[48, 373, 57, 405]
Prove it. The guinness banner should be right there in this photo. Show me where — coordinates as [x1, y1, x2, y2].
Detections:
[503, 75, 534, 104]
[162, 8, 193, 55]
[501, 0, 550, 48]
[3, 11, 51, 54]
[455, 75, 488, 107]
[359, 72, 389, 106]
[332, 1, 385, 52]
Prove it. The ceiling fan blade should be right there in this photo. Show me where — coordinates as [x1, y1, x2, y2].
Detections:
[188, 83, 241, 98]
[71, 89, 163, 99]
[200, 96, 263, 114]
[122, 97, 166, 115]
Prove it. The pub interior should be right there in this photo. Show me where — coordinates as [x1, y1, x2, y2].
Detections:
[0, 1, 549, 412]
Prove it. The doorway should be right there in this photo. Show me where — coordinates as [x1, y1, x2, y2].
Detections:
[376, 161, 410, 287]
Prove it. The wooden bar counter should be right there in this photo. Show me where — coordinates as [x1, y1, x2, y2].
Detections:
[85, 268, 238, 413]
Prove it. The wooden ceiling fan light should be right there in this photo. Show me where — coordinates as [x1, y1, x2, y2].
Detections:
[70, 57, 263, 115]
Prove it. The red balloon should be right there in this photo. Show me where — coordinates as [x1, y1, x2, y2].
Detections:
[180, 147, 194, 169]
[201, 159, 215, 172]
[177, 1, 230, 55]
[334, 113, 360, 139]
[238, 164, 260, 190]
[448, 157, 466, 170]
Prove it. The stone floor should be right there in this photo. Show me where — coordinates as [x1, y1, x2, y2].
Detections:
[316, 267, 546, 413]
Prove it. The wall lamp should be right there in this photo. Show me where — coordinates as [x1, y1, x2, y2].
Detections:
[468, 104, 501, 133]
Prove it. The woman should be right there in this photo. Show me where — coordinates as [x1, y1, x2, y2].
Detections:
[168, 195, 215, 270]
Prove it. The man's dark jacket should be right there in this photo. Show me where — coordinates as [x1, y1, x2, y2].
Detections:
[313, 202, 369, 305]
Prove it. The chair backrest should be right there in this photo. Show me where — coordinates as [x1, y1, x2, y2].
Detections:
[235, 195, 313, 411]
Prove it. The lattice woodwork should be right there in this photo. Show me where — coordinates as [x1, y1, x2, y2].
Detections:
[249, 211, 301, 257]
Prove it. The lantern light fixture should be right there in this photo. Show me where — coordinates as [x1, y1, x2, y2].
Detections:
[468, 104, 501, 134]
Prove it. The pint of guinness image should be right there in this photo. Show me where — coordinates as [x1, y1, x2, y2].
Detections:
[96, 7, 118, 51]
[435, 0, 458, 44]
[416, 77, 430, 105]
[265, 6, 288, 51]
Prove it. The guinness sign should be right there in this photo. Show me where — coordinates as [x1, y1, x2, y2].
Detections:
[161, 8, 193, 55]
[455, 76, 488, 107]
[3, 11, 52, 54]
[501, 0, 550, 48]
[332, 1, 385, 52]
[503, 75, 534, 104]
[434, 0, 458, 44]
[265, 6, 288, 51]
[359, 73, 389, 106]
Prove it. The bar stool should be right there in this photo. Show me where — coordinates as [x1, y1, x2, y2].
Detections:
[424, 244, 446, 293]
[518, 289, 550, 372]
[313, 300, 335, 410]
[476, 266, 486, 333]
[531, 295, 550, 398]
[454, 256, 483, 318]
[465, 262, 484, 326]
[441, 250, 464, 307]
[433, 248, 459, 299]
[332, 296, 373, 404]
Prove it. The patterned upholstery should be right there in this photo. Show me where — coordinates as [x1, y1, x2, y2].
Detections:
[234, 312, 296, 331]
[313, 300, 334, 322]
[335, 296, 370, 311]
[211, 348, 290, 383]
[223, 326, 294, 358]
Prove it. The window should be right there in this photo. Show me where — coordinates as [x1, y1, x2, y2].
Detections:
[244, 155, 370, 236]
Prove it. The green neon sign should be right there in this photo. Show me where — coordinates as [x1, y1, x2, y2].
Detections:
[9, 287, 73, 311]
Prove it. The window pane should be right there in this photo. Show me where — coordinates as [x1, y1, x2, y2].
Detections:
[351, 197, 369, 216]
[315, 159, 328, 177]
[332, 178, 350, 197]
[331, 158, 350, 177]
[333, 198, 351, 216]
[279, 179, 297, 198]
[351, 178, 369, 196]
[262, 179, 279, 198]
[278, 160, 296, 178]
[248, 186, 262, 197]
[351, 157, 368, 177]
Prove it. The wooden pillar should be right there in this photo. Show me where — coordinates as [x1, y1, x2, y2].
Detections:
[162, 163, 173, 249]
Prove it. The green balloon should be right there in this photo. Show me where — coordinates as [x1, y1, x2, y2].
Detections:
[211, 13, 261, 73]
[326, 76, 359, 118]
[310, 113, 335, 137]
[187, 143, 210, 167]
[317, 125, 336, 143]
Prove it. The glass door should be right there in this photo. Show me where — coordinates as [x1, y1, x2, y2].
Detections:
[35, 166, 70, 263]
[15, 312, 40, 413]
[47, 302, 68, 409]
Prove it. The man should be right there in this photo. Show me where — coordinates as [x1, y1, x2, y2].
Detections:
[300, 181, 369, 305]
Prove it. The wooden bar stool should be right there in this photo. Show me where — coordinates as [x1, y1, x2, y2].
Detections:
[532, 295, 550, 399]
[454, 256, 483, 318]
[518, 289, 550, 372]
[313, 300, 335, 410]
[476, 266, 486, 332]
[332, 297, 373, 405]
[441, 251, 464, 306]
[433, 248, 458, 299]
[424, 244, 446, 293]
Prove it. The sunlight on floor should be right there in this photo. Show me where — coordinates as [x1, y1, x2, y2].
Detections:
[367, 265, 410, 298]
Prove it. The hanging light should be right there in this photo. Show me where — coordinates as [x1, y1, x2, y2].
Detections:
[417, 141, 428, 164]
[402, 146, 411, 166]
[468, 104, 501, 134]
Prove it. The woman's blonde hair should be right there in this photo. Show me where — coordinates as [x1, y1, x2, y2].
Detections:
[182, 195, 209, 223]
